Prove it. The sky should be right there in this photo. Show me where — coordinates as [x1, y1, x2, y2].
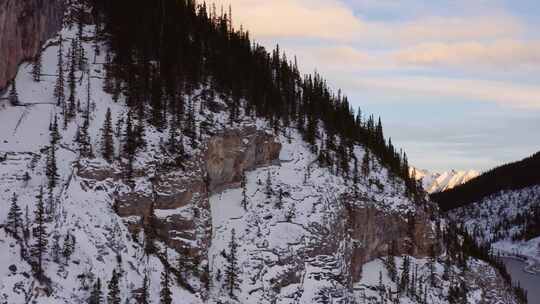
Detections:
[212, 0, 540, 172]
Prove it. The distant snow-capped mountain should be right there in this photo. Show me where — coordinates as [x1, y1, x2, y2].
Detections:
[411, 168, 479, 193]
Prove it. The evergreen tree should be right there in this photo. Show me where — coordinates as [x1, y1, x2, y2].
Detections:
[352, 157, 359, 185]
[50, 115, 62, 146]
[23, 205, 30, 241]
[167, 119, 179, 154]
[8, 80, 19, 106]
[67, 40, 78, 120]
[32, 50, 42, 82]
[77, 74, 93, 157]
[400, 255, 410, 294]
[378, 271, 386, 303]
[32, 186, 48, 278]
[150, 71, 164, 130]
[6, 193, 23, 238]
[103, 51, 114, 93]
[286, 203, 296, 222]
[224, 229, 240, 298]
[275, 188, 284, 210]
[89, 278, 103, 304]
[265, 170, 273, 199]
[134, 116, 147, 151]
[240, 171, 248, 211]
[62, 233, 75, 262]
[386, 255, 397, 283]
[361, 151, 370, 179]
[51, 234, 61, 263]
[136, 273, 150, 304]
[442, 256, 452, 281]
[100, 108, 114, 162]
[88, 0, 417, 196]
[160, 266, 172, 304]
[123, 112, 136, 157]
[314, 287, 331, 304]
[107, 269, 121, 304]
[144, 202, 158, 255]
[54, 36, 65, 108]
[46, 144, 59, 191]
[77, 34, 87, 72]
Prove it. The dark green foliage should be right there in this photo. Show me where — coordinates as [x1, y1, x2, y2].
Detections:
[32, 50, 42, 82]
[275, 188, 284, 210]
[160, 266, 172, 304]
[265, 170, 273, 199]
[87, 0, 419, 197]
[241, 171, 248, 211]
[54, 37, 66, 107]
[314, 287, 331, 304]
[62, 233, 75, 262]
[6, 193, 23, 238]
[8, 80, 19, 106]
[89, 278, 103, 304]
[447, 282, 467, 304]
[361, 151, 370, 179]
[224, 229, 240, 298]
[101, 108, 114, 162]
[32, 186, 48, 278]
[46, 144, 59, 191]
[385, 241, 397, 283]
[77, 74, 93, 157]
[444, 222, 529, 303]
[107, 269, 121, 304]
[50, 115, 62, 145]
[143, 202, 158, 255]
[67, 40, 78, 120]
[399, 255, 410, 294]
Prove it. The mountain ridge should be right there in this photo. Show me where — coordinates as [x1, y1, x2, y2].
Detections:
[433, 151, 540, 211]
[411, 167, 479, 194]
[0, 1, 526, 303]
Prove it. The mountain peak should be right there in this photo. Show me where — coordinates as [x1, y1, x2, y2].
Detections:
[411, 167, 480, 193]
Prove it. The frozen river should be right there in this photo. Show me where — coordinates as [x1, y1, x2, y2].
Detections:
[502, 258, 540, 304]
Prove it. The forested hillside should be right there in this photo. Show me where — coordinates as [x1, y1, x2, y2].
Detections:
[433, 152, 540, 211]
[88, 0, 423, 199]
[0, 0, 527, 303]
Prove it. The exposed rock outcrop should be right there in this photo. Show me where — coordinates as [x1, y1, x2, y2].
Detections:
[77, 127, 282, 293]
[206, 126, 281, 193]
[0, 0, 64, 89]
[346, 203, 437, 282]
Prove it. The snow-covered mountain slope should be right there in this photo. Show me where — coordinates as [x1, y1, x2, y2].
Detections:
[411, 168, 479, 193]
[356, 256, 518, 304]
[0, 3, 523, 304]
[449, 185, 540, 273]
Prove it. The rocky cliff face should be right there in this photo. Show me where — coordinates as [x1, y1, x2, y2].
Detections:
[0, 6, 523, 303]
[347, 202, 436, 282]
[0, 0, 64, 89]
[77, 126, 282, 294]
[206, 127, 281, 193]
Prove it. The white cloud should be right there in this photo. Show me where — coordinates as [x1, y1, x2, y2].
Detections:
[382, 15, 524, 44]
[213, 0, 525, 45]
[213, 0, 365, 41]
[394, 40, 540, 68]
[353, 77, 540, 109]
[213, 0, 540, 110]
